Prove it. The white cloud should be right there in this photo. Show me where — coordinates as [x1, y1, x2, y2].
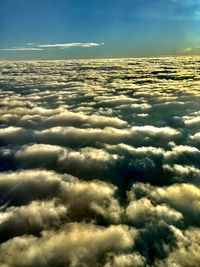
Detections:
[38, 42, 103, 48]
[0, 47, 43, 51]
[0, 42, 104, 52]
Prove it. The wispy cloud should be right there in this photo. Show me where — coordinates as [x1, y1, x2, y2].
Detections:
[183, 47, 192, 53]
[25, 43, 37, 46]
[0, 42, 104, 52]
[183, 45, 200, 53]
[38, 42, 104, 48]
[0, 47, 43, 51]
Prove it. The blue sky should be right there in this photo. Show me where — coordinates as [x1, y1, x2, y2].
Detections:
[0, 0, 200, 59]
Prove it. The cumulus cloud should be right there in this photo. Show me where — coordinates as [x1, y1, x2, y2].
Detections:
[0, 169, 122, 224]
[128, 182, 200, 227]
[126, 198, 183, 227]
[0, 199, 68, 243]
[15, 144, 119, 181]
[155, 226, 200, 267]
[104, 253, 145, 267]
[0, 57, 200, 266]
[0, 223, 136, 267]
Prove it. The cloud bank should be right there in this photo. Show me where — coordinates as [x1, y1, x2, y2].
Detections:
[0, 57, 200, 266]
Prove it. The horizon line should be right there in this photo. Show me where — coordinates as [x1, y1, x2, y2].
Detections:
[0, 54, 200, 62]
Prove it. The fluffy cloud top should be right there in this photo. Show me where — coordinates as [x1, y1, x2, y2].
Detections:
[0, 57, 200, 266]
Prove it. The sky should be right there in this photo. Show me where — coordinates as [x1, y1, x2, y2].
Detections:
[0, 0, 200, 59]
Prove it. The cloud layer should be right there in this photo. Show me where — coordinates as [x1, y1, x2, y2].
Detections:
[0, 57, 200, 266]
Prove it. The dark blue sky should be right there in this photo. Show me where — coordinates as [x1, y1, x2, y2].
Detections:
[0, 0, 200, 59]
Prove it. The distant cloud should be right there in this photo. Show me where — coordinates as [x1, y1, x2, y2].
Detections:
[0, 42, 104, 52]
[38, 42, 104, 48]
[184, 47, 192, 53]
[25, 42, 37, 46]
[0, 47, 43, 51]
[184, 45, 200, 53]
